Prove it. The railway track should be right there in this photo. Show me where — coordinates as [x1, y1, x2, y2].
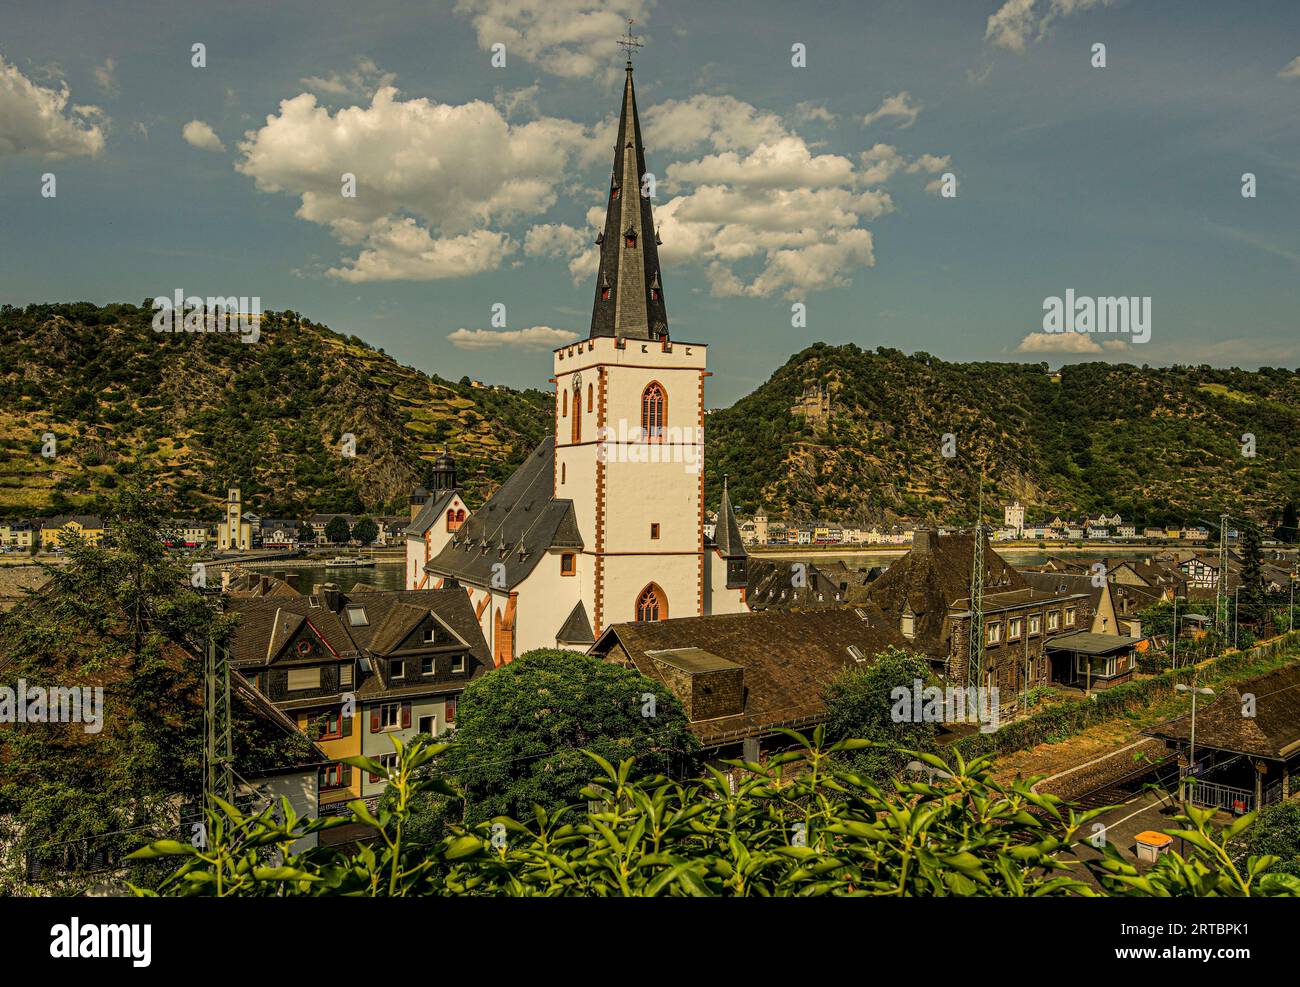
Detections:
[1070, 758, 1180, 810]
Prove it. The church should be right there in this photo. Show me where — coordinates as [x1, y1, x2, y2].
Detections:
[408, 55, 749, 665]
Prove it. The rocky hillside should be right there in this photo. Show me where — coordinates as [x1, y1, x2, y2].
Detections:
[706, 342, 1300, 529]
[0, 302, 551, 518]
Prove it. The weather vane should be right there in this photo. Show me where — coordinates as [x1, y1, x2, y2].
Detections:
[617, 18, 643, 66]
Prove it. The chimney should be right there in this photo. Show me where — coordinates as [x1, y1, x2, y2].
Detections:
[322, 582, 342, 612]
[221, 568, 232, 592]
[283, 571, 299, 593]
[259, 574, 270, 595]
[913, 529, 934, 554]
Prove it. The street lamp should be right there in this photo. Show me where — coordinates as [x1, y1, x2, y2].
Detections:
[1175, 683, 1215, 805]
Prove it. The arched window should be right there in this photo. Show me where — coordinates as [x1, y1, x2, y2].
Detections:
[571, 387, 582, 443]
[562, 390, 568, 416]
[561, 462, 566, 484]
[641, 382, 665, 442]
[587, 382, 593, 408]
[636, 584, 666, 622]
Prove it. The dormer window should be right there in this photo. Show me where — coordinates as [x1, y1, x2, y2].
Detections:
[901, 607, 916, 639]
[650, 271, 661, 302]
[624, 227, 637, 248]
[599, 272, 611, 301]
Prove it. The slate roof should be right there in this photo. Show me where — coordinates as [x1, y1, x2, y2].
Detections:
[588, 63, 669, 341]
[1043, 630, 1142, 655]
[708, 478, 747, 558]
[590, 606, 909, 744]
[39, 514, 104, 530]
[745, 559, 847, 611]
[1145, 665, 1300, 759]
[424, 437, 582, 590]
[404, 488, 459, 538]
[557, 600, 595, 645]
[863, 530, 1027, 657]
[226, 586, 490, 675]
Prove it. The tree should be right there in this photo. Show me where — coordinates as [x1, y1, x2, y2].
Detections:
[429, 649, 698, 825]
[324, 516, 351, 544]
[352, 517, 379, 545]
[1247, 800, 1300, 877]
[0, 480, 313, 892]
[823, 646, 937, 783]
[1277, 502, 1298, 545]
[1239, 524, 1267, 629]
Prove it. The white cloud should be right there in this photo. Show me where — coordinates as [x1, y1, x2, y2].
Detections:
[906, 153, 950, 174]
[667, 137, 856, 190]
[986, 0, 1115, 53]
[301, 58, 396, 99]
[1016, 331, 1104, 354]
[494, 83, 540, 120]
[182, 119, 226, 152]
[93, 58, 118, 97]
[0, 53, 106, 158]
[1279, 56, 1300, 79]
[643, 94, 790, 154]
[452, 0, 649, 83]
[862, 91, 922, 129]
[447, 325, 578, 350]
[794, 101, 836, 125]
[236, 83, 600, 282]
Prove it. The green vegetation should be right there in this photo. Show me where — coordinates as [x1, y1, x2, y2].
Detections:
[707, 341, 1300, 526]
[0, 481, 313, 894]
[823, 646, 937, 783]
[410, 649, 698, 830]
[130, 732, 1300, 896]
[0, 302, 550, 518]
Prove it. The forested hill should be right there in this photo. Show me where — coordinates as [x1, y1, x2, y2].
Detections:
[4, 305, 1297, 528]
[705, 342, 1300, 529]
[0, 302, 551, 517]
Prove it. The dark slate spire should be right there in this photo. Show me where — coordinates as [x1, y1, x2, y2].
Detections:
[714, 475, 747, 559]
[589, 60, 668, 341]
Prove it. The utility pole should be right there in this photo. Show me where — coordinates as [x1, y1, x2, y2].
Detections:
[203, 637, 234, 808]
[1217, 513, 1230, 636]
[968, 474, 986, 691]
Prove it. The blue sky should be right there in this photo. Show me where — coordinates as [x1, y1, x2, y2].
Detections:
[2, 0, 1299, 405]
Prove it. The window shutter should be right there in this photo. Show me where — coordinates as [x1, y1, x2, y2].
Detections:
[369, 768, 379, 783]
[401, 702, 412, 729]
[369, 707, 380, 733]
[341, 763, 352, 787]
[445, 699, 457, 723]
[342, 713, 353, 738]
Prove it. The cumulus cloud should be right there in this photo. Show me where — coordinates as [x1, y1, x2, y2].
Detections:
[453, 0, 649, 83]
[861, 91, 922, 129]
[1279, 56, 1300, 79]
[643, 94, 790, 154]
[236, 83, 601, 282]
[794, 101, 836, 125]
[1016, 331, 1104, 354]
[986, 0, 1115, 53]
[447, 325, 578, 350]
[182, 119, 226, 152]
[0, 54, 106, 158]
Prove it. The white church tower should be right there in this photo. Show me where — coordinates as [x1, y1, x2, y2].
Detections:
[554, 50, 709, 636]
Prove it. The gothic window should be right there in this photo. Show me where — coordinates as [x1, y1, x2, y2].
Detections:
[571, 387, 582, 443]
[636, 583, 666, 622]
[562, 389, 568, 416]
[641, 382, 665, 442]
[561, 462, 566, 484]
[587, 382, 593, 408]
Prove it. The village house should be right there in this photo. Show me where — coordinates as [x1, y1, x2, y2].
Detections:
[861, 530, 1111, 703]
[226, 584, 492, 810]
[0, 519, 35, 550]
[38, 514, 106, 550]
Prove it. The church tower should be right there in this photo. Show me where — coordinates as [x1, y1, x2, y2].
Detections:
[553, 42, 706, 636]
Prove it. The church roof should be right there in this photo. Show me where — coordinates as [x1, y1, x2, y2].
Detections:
[424, 437, 583, 591]
[404, 487, 459, 538]
[709, 477, 747, 558]
[589, 63, 669, 341]
[556, 600, 595, 646]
